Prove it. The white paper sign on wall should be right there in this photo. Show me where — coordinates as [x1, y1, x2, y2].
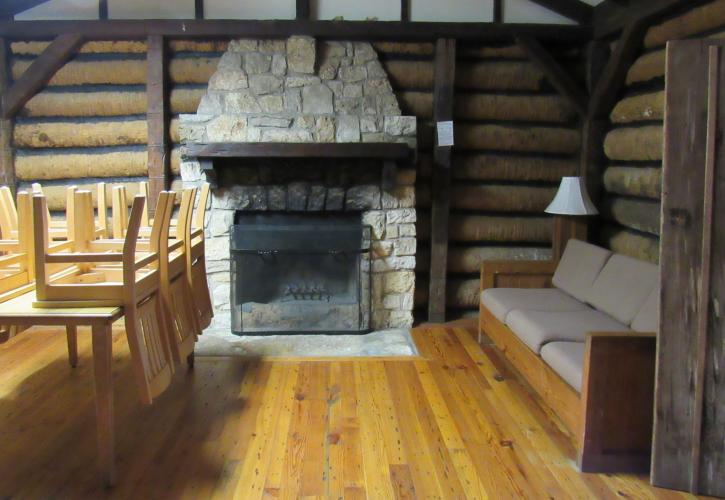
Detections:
[436, 121, 454, 147]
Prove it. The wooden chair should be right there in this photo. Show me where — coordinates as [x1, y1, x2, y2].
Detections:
[111, 182, 151, 239]
[31, 182, 107, 241]
[32, 191, 176, 405]
[185, 182, 213, 330]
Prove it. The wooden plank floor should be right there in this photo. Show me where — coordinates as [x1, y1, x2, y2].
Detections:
[0, 321, 706, 499]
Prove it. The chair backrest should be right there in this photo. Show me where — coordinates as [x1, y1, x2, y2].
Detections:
[112, 185, 129, 239]
[71, 190, 96, 254]
[0, 186, 18, 239]
[120, 195, 150, 287]
[138, 181, 150, 227]
[193, 182, 210, 232]
[97, 182, 108, 237]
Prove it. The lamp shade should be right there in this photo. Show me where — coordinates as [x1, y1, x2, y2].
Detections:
[545, 177, 598, 216]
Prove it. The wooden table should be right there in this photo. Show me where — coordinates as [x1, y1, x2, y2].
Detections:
[0, 291, 123, 486]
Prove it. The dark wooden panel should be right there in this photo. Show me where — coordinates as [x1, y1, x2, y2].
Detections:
[99, 0, 108, 20]
[428, 38, 456, 323]
[527, 0, 592, 24]
[400, 0, 410, 22]
[186, 142, 412, 160]
[0, 38, 14, 193]
[0, 19, 588, 42]
[0, 33, 83, 119]
[194, 0, 203, 20]
[146, 34, 168, 211]
[295, 0, 310, 20]
[516, 35, 587, 117]
[654, 39, 725, 496]
[493, 0, 503, 23]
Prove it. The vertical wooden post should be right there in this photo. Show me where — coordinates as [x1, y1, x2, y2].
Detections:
[493, 0, 503, 23]
[194, 0, 203, 19]
[98, 0, 108, 20]
[400, 0, 410, 22]
[296, 0, 310, 20]
[427, 38, 456, 323]
[0, 38, 14, 194]
[146, 35, 168, 212]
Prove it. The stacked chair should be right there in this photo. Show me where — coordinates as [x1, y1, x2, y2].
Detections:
[0, 182, 213, 405]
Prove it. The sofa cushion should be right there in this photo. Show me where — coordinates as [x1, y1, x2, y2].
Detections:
[540, 341, 585, 393]
[552, 239, 612, 302]
[586, 254, 659, 325]
[481, 288, 590, 323]
[506, 308, 630, 354]
[631, 276, 660, 333]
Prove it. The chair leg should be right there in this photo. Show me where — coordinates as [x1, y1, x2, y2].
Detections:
[66, 325, 78, 368]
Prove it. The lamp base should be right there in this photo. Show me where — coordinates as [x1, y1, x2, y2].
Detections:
[553, 215, 588, 262]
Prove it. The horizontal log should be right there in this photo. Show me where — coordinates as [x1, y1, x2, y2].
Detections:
[414, 277, 489, 309]
[644, 0, 725, 49]
[416, 245, 552, 273]
[382, 60, 433, 89]
[398, 91, 433, 119]
[15, 146, 182, 180]
[456, 61, 545, 91]
[418, 184, 556, 212]
[450, 215, 552, 243]
[14, 119, 147, 148]
[11, 39, 229, 55]
[604, 125, 663, 162]
[626, 50, 665, 86]
[603, 166, 661, 199]
[454, 93, 576, 123]
[452, 154, 577, 182]
[21, 88, 203, 117]
[611, 91, 664, 124]
[601, 196, 661, 236]
[373, 42, 434, 56]
[599, 224, 659, 264]
[12, 57, 217, 86]
[457, 43, 526, 59]
[456, 124, 580, 154]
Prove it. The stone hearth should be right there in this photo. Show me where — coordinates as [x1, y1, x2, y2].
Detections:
[179, 36, 418, 331]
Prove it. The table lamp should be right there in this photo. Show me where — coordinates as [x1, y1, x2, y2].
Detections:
[545, 176, 598, 261]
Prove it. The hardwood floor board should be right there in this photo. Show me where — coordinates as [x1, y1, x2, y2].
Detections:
[0, 324, 709, 499]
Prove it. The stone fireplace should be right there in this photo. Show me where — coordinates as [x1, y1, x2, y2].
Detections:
[178, 36, 417, 332]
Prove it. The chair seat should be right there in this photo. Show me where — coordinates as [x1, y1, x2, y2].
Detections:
[481, 287, 589, 323]
[540, 341, 586, 393]
[506, 308, 630, 354]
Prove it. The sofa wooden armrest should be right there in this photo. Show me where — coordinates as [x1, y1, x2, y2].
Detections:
[480, 260, 557, 291]
[578, 331, 657, 473]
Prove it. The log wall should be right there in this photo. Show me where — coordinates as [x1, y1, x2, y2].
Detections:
[599, 0, 725, 263]
[395, 42, 581, 319]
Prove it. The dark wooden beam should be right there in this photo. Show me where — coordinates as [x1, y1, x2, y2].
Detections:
[0, 33, 83, 119]
[0, 38, 15, 193]
[401, 0, 410, 22]
[493, 0, 503, 23]
[146, 34, 169, 211]
[428, 38, 456, 324]
[516, 35, 588, 117]
[0, 0, 52, 18]
[528, 0, 592, 24]
[186, 142, 411, 159]
[98, 0, 108, 20]
[593, 0, 711, 39]
[194, 0, 203, 20]
[296, 0, 310, 20]
[0, 20, 588, 42]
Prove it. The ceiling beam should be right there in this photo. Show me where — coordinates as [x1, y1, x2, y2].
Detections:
[0, 0, 52, 18]
[0, 19, 588, 42]
[516, 35, 588, 117]
[527, 0, 592, 24]
[1, 33, 84, 119]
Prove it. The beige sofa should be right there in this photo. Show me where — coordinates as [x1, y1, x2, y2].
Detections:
[479, 239, 658, 473]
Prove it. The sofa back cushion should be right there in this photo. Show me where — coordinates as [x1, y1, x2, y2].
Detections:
[552, 239, 612, 302]
[587, 254, 659, 325]
[631, 276, 660, 332]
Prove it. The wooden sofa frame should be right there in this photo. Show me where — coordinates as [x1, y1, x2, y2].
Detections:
[478, 260, 656, 473]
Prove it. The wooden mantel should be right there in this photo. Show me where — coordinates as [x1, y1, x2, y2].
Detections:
[185, 142, 413, 188]
[186, 142, 412, 160]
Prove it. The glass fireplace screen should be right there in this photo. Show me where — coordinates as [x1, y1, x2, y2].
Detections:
[230, 213, 371, 335]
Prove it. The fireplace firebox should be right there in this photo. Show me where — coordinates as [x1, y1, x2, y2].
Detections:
[230, 213, 371, 335]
